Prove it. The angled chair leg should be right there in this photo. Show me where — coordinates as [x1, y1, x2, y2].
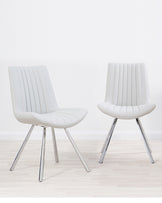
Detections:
[136, 118, 154, 164]
[99, 118, 118, 164]
[101, 118, 118, 153]
[64, 128, 90, 172]
[51, 127, 59, 163]
[39, 127, 46, 182]
[10, 125, 34, 171]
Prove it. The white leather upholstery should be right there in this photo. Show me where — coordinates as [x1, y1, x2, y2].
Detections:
[9, 66, 87, 128]
[98, 63, 155, 119]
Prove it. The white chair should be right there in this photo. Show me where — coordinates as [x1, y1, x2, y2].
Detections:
[8, 66, 90, 182]
[98, 63, 156, 164]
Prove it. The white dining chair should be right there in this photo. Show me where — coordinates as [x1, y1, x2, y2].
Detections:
[8, 66, 90, 182]
[98, 63, 156, 164]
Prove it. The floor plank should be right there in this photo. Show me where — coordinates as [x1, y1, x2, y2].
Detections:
[0, 140, 162, 197]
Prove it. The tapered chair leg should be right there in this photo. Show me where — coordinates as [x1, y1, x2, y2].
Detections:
[99, 118, 118, 164]
[10, 125, 34, 171]
[39, 127, 46, 182]
[136, 118, 154, 164]
[101, 118, 118, 153]
[64, 128, 90, 172]
[51, 128, 59, 163]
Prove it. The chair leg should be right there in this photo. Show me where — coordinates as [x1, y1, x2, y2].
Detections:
[136, 118, 154, 164]
[101, 118, 118, 153]
[39, 127, 46, 182]
[64, 128, 90, 172]
[10, 125, 34, 171]
[99, 118, 118, 164]
[51, 127, 59, 163]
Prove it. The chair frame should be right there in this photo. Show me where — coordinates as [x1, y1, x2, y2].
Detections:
[99, 118, 154, 164]
[10, 126, 90, 182]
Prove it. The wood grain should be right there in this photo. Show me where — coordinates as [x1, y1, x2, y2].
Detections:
[0, 139, 162, 197]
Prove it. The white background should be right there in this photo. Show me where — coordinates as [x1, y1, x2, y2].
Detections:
[0, 0, 162, 140]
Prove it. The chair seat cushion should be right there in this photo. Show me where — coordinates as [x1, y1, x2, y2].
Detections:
[98, 102, 156, 119]
[16, 108, 87, 128]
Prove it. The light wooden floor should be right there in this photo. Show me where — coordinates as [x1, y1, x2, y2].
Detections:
[0, 139, 162, 197]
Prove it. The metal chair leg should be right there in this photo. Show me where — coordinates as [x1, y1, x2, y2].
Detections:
[101, 118, 118, 153]
[64, 128, 90, 172]
[99, 118, 118, 164]
[39, 127, 46, 182]
[10, 125, 34, 171]
[136, 118, 154, 164]
[51, 127, 59, 163]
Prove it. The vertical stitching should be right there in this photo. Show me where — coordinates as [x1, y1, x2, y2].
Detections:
[37, 69, 48, 113]
[33, 69, 42, 113]
[112, 64, 116, 104]
[105, 64, 110, 102]
[131, 64, 132, 106]
[135, 64, 138, 105]
[117, 64, 120, 105]
[23, 68, 32, 112]
[122, 64, 124, 106]
[20, 68, 28, 112]
[28, 69, 37, 112]
[138, 64, 141, 105]
[126, 64, 128, 106]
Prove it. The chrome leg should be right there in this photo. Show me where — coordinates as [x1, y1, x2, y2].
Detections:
[51, 127, 59, 163]
[10, 125, 34, 171]
[64, 128, 90, 172]
[101, 118, 117, 153]
[39, 127, 46, 182]
[99, 118, 118, 164]
[136, 118, 154, 164]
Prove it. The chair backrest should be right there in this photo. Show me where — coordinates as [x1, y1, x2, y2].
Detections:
[105, 63, 148, 106]
[8, 66, 58, 115]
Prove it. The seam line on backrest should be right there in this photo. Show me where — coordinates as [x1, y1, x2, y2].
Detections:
[20, 68, 28, 112]
[23, 68, 32, 112]
[37, 69, 48, 113]
[33, 69, 42, 113]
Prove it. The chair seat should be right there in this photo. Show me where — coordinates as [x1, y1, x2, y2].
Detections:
[98, 102, 156, 119]
[16, 108, 88, 128]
